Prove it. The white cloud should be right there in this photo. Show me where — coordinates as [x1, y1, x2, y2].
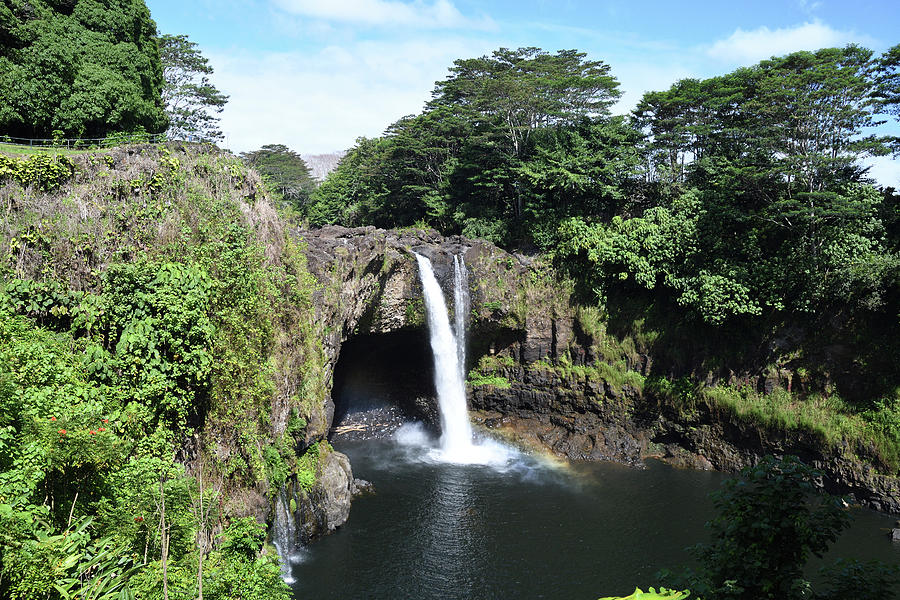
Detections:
[795, 0, 823, 15]
[272, 0, 493, 29]
[210, 37, 497, 154]
[864, 155, 900, 189]
[610, 61, 695, 114]
[707, 21, 859, 65]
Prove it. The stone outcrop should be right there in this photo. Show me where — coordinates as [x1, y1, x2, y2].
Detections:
[282, 226, 524, 541]
[470, 363, 900, 514]
[296, 450, 354, 542]
[296, 225, 534, 438]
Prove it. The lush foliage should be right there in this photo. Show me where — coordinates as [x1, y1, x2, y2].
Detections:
[158, 33, 228, 142]
[0, 144, 325, 599]
[658, 456, 899, 600]
[0, 153, 75, 190]
[242, 144, 317, 212]
[306, 47, 631, 245]
[0, 0, 167, 138]
[310, 44, 900, 469]
[308, 44, 899, 328]
[874, 43, 900, 154]
[598, 588, 690, 600]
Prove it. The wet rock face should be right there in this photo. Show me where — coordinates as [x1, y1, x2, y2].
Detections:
[470, 366, 900, 513]
[297, 227, 474, 442]
[297, 225, 539, 442]
[298, 450, 354, 543]
[470, 364, 648, 467]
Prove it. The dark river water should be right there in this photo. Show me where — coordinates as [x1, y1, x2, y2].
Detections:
[288, 429, 900, 599]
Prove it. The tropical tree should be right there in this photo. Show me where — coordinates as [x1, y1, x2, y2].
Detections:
[306, 137, 384, 227]
[874, 43, 900, 154]
[158, 33, 228, 142]
[429, 47, 622, 222]
[0, 0, 167, 139]
[430, 47, 620, 157]
[242, 144, 317, 211]
[659, 456, 899, 600]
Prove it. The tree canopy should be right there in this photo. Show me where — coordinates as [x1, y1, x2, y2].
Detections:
[661, 456, 899, 600]
[0, 0, 167, 138]
[307, 47, 630, 244]
[305, 44, 900, 397]
[874, 43, 900, 154]
[241, 144, 317, 210]
[158, 33, 228, 142]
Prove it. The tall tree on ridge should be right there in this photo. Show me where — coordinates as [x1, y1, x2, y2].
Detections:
[158, 33, 228, 142]
[874, 43, 900, 155]
[241, 144, 317, 211]
[429, 47, 622, 221]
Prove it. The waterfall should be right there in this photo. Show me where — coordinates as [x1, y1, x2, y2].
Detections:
[452, 255, 469, 386]
[414, 253, 475, 458]
[273, 489, 299, 583]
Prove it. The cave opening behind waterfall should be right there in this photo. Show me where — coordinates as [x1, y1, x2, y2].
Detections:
[330, 329, 437, 440]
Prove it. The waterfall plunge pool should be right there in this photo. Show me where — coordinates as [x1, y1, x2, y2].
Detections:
[288, 252, 899, 597]
[287, 432, 900, 599]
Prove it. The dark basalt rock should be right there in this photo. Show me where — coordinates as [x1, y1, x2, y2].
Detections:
[352, 479, 375, 497]
[297, 450, 354, 543]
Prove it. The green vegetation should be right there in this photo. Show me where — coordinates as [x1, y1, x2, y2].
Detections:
[242, 144, 317, 212]
[0, 143, 327, 599]
[610, 457, 899, 599]
[307, 43, 899, 323]
[467, 373, 512, 389]
[467, 355, 514, 386]
[657, 456, 899, 599]
[599, 589, 690, 600]
[638, 372, 900, 471]
[0, 153, 75, 190]
[303, 42, 900, 477]
[0, 0, 167, 139]
[305, 47, 631, 242]
[158, 33, 229, 142]
[3, 6, 900, 596]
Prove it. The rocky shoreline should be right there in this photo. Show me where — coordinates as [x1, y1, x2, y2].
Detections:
[470, 367, 900, 514]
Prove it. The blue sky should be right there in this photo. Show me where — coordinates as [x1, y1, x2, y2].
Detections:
[145, 0, 900, 184]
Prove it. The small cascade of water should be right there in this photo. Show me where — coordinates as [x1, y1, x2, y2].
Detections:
[452, 255, 469, 385]
[272, 489, 300, 583]
[414, 253, 475, 459]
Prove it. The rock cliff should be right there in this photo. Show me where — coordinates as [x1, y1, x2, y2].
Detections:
[294, 225, 900, 521]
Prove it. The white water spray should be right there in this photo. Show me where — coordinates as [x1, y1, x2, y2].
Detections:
[273, 490, 303, 583]
[412, 253, 513, 465]
[414, 253, 474, 458]
[452, 255, 469, 386]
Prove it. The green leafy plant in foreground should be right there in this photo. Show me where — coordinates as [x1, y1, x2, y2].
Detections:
[658, 455, 899, 600]
[467, 373, 512, 389]
[599, 587, 691, 600]
[0, 153, 76, 191]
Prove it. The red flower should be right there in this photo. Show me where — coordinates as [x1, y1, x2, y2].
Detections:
[134, 516, 144, 522]
[50, 416, 57, 422]
[58, 429, 67, 435]
[89, 430, 96, 435]
[98, 427, 106, 432]
[102, 418, 109, 424]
